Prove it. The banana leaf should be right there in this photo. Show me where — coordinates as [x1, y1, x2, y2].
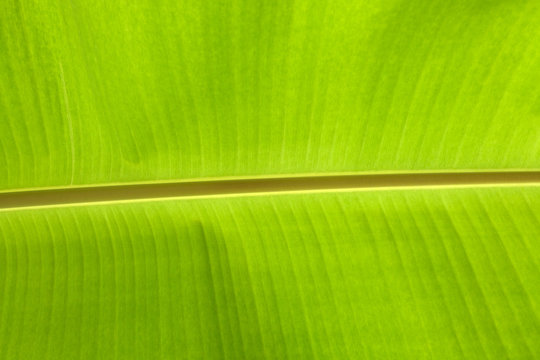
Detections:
[1, 0, 539, 359]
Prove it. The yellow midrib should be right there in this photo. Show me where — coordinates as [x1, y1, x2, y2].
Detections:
[1, 170, 539, 211]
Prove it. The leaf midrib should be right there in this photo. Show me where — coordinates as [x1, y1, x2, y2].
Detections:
[1, 171, 539, 211]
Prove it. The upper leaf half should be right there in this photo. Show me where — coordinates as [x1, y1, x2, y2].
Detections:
[1, 0, 539, 190]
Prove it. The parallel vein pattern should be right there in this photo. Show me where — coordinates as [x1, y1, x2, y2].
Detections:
[1, 0, 540, 190]
[1, 186, 539, 359]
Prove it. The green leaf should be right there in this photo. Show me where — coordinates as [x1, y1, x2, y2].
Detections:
[1, 0, 540, 359]
[1, 188, 540, 359]
[1, 0, 539, 189]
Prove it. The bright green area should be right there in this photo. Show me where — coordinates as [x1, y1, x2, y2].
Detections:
[1, 186, 539, 359]
[2, 0, 540, 190]
[2, 0, 540, 358]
